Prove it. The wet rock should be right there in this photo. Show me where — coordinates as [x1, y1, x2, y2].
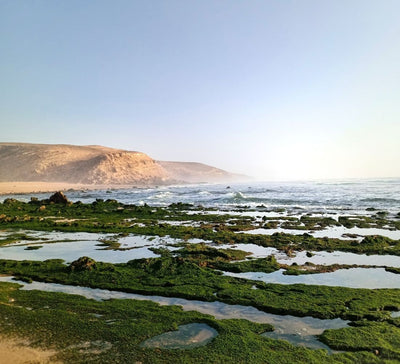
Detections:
[49, 191, 70, 204]
[3, 198, 18, 205]
[284, 246, 295, 257]
[342, 233, 362, 239]
[69, 257, 97, 271]
[30, 197, 39, 203]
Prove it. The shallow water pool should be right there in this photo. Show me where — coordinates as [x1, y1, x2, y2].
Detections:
[140, 323, 218, 349]
[0, 277, 348, 351]
[224, 268, 400, 289]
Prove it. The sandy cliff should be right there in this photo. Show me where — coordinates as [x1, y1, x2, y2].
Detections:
[0, 143, 168, 185]
[159, 161, 247, 183]
[0, 143, 246, 186]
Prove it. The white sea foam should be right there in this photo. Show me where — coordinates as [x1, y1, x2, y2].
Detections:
[2, 179, 400, 215]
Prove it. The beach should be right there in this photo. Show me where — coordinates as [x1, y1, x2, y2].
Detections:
[0, 182, 134, 196]
[0, 180, 399, 362]
[0, 335, 59, 364]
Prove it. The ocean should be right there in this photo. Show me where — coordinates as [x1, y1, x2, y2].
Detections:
[2, 178, 399, 215]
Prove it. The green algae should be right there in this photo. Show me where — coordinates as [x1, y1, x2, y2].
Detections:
[0, 276, 396, 363]
[319, 321, 400, 360]
[1, 257, 400, 322]
[283, 263, 390, 276]
[24, 245, 43, 250]
[339, 216, 400, 230]
[1, 198, 400, 257]
[0, 232, 44, 246]
[170, 243, 280, 273]
[385, 267, 400, 274]
[0, 281, 276, 363]
[2, 196, 400, 362]
[0, 280, 395, 363]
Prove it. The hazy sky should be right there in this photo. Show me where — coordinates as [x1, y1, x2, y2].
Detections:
[1, 1, 399, 181]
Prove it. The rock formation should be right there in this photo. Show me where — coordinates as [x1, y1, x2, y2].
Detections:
[0, 143, 248, 185]
[69, 257, 97, 271]
[49, 191, 70, 204]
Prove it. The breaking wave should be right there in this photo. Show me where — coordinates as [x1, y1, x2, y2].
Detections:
[2, 179, 399, 214]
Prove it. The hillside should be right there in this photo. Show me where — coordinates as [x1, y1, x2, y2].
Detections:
[159, 161, 248, 183]
[0, 143, 170, 185]
[0, 143, 246, 186]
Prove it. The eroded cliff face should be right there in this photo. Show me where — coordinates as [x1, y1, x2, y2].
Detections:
[0, 143, 170, 185]
[73, 151, 169, 184]
[0, 143, 248, 185]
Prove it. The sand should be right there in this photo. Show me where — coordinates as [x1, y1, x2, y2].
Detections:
[0, 182, 134, 196]
[0, 336, 60, 364]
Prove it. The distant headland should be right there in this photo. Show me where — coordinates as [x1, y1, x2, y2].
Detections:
[0, 143, 249, 194]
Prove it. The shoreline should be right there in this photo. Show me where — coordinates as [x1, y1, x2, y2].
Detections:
[0, 334, 59, 364]
[0, 182, 145, 196]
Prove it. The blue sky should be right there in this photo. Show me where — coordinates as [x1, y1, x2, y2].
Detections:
[1, 0, 399, 180]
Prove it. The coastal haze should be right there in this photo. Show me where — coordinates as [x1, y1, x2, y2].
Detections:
[0, 143, 247, 191]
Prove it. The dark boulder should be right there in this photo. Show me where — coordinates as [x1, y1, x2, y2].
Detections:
[49, 191, 70, 204]
[3, 198, 19, 205]
[69, 256, 97, 271]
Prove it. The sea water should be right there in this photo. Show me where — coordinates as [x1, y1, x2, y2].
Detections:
[2, 178, 399, 215]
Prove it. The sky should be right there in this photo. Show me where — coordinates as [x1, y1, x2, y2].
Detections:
[1, 0, 399, 181]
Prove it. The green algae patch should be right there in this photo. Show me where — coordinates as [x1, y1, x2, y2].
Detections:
[0, 232, 44, 247]
[24, 245, 43, 250]
[163, 243, 280, 273]
[386, 267, 400, 274]
[1, 197, 400, 258]
[2, 196, 400, 361]
[1, 257, 400, 321]
[320, 321, 400, 360]
[176, 242, 251, 262]
[0, 280, 380, 364]
[283, 263, 382, 275]
[339, 216, 400, 230]
[215, 255, 280, 274]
